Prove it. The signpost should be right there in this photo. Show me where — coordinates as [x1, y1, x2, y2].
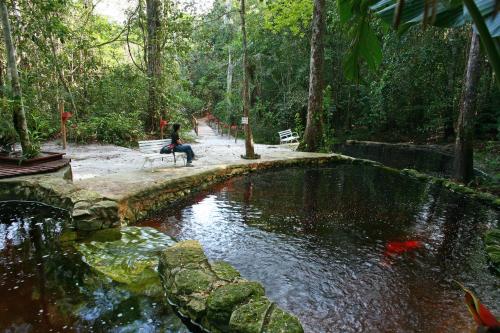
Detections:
[59, 101, 72, 150]
[160, 119, 168, 139]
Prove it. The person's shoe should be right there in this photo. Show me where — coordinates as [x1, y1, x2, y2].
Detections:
[185, 162, 194, 167]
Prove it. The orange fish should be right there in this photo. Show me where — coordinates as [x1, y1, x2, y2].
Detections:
[385, 240, 422, 256]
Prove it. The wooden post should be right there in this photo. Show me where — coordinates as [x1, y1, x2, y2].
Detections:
[59, 101, 67, 149]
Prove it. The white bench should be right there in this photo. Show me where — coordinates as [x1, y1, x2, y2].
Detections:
[278, 129, 300, 144]
[138, 139, 186, 171]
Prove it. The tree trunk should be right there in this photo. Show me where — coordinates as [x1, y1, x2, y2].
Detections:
[226, 47, 233, 116]
[146, 0, 162, 133]
[453, 31, 482, 183]
[301, 0, 326, 152]
[444, 44, 458, 140]
[240, 0, 256, 158]
[0, 57, 4, 99]
[0, 0, 32, 154]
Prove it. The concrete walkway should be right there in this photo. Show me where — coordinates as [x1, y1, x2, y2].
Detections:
[42, 118, 328, 201]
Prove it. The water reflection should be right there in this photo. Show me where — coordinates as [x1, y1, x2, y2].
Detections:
[141, 165, 500, 333]
[0, 201, 190, 333]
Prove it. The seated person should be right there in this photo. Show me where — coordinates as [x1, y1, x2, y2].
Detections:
[171, 123, 196, 166]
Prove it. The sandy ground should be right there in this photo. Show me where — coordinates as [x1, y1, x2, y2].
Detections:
[42, 118, 298, 181]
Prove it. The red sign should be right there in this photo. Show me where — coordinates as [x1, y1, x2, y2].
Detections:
[160, 119, 168, 129]
[61, 112, 72, 122]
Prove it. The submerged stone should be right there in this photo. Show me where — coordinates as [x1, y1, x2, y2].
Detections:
[76, 226, 175, 296]
[82, 227, 122, 242]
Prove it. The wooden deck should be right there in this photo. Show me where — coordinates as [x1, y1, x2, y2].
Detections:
[0, 158, 71, 179]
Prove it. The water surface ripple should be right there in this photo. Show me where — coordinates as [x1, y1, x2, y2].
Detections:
[141, 165, 500, 333]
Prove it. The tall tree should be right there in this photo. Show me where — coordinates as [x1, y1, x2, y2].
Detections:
[0, 0, 32, 155]
[453, 31, 482, 183]
[240, 0, 257, 159]
[225, 0, 233, 120]
[146, 0, 162, 132]
[301, 0, 326, 152]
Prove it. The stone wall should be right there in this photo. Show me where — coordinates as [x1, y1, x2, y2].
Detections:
[158, 240, 304, 333]
[118, 156, 335, 224]
[333, 140, 481, 178]
[1, 155, 497, 231]
[0, 166, 120, 231]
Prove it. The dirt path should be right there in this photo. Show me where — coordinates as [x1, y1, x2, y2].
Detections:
[43, 118, 297, 181]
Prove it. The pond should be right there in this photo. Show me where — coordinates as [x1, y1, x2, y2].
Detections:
[0, 201, 191, 333]
[140, 165, 500, 333]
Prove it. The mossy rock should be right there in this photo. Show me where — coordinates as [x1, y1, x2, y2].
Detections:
[229, 297, 272, 333]
[59, 230, 78, 243]
[173, 268, 215, 296]
[82, 227, 122, 242]
[211, 261, 241, 281]
[206, 281, 265, 330]
[485, 229, 500, 273]
[183, 293, 211, 320]
[265, 307, 304, 333]
[76, 226, 175, 296]
[160, 240, 207, 270]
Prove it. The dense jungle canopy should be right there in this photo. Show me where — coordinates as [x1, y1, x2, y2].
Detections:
[0, 0, 498, 182]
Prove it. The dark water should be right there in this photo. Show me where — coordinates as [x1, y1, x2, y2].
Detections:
[141, 165, 500, 333]
[0, 201, 189, 333]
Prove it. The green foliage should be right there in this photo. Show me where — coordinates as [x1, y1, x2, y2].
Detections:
[343, 16, 382, 80]
[70, 112, 144, 146]
[0, 117, 17, 151]
[0, 0, 497, 154]
[264, 0, 314, 36]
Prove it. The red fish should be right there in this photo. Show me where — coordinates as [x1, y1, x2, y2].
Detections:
[385, 240, 422, 256]
[456, 282, 500, 330]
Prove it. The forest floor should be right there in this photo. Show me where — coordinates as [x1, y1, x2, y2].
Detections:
[42, 117, 299, 181]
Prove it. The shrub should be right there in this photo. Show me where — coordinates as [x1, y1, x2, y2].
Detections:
[70, 112, 144, 147]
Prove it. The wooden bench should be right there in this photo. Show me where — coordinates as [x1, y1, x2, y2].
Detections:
[138, 139, 186, 171]
[278, 129, 300, 144]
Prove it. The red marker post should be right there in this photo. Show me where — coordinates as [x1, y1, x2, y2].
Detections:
[59, 101, 72, 149]
[160, 119, 168, 139]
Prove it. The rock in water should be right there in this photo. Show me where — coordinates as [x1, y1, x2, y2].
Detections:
[76, 226, 176, 297]
[158, 240, 304, 333]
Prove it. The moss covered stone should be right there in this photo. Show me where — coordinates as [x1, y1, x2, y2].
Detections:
[229, 297, 271, 333]
[160, 240, 207, 269]
[212, 260, 241, 281]
[82, 227, 122, 242]
[158, 240, 304, 333]
[265, 307, 304, 333]
[77, 226, 175, 296]
[206, 281, 265, 330]
[173, 269, 215, 295]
